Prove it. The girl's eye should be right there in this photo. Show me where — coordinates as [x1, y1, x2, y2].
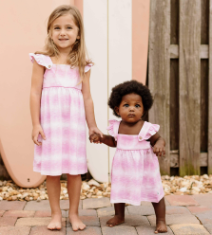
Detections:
[54, 27, 60, 30]
[124, 104, 129, 107]
[67, 27, 72, 29]
[135, 104, 140, 108]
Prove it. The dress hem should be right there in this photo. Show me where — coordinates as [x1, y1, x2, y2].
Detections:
[110, 194, 164, 205]
[33, 168, 88, 176]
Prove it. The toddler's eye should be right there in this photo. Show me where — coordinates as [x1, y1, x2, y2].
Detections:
[135, 104, 140, 108]
[124, 104, 129, 107]
[67, 27, 72, 29]
[54, 27, 60, 30]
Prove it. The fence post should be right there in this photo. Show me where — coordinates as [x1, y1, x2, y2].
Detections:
[149, 0, 170, 175]
[179, 0, 201, 176]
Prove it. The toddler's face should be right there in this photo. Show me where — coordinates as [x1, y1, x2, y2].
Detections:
[115, 93, 144, 123]
[50, 14, 80, 52]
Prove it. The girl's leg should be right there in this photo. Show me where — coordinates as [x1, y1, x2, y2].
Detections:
[67, 174, 86, 231]
[152, 198, 167, 233]
[106, 203, 125, 227]
[46, 175, 62, 230]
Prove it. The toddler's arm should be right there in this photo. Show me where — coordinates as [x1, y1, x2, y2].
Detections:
[90, 133, 117, 147]
[149, 133, 166, 157]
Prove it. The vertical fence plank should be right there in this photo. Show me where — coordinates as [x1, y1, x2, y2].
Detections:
[179, 0, 201, 176]
[208, 0, 212, 174]
[149, 0, 170, 175]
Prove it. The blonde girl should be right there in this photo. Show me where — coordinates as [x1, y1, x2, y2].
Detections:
[29, 5, 102, 231]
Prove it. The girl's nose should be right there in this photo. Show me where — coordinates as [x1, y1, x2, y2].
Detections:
[60, 30, 66, 36]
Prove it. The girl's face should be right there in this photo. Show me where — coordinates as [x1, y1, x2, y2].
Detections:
[50, 14, 80, 52]
[115, 93, 144, 123]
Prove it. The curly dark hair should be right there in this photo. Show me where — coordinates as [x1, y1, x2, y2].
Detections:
[108, 80, 153, 118]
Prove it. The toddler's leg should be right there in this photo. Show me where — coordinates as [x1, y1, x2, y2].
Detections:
[152, 198, 167, 233]
[67, 174, 86, 231]
[46, 175, 62, 230]
[106, 203, 125, 227]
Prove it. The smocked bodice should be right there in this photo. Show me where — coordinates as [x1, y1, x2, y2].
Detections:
[29, 53, 92, 90]
[107, 120, 160, 150]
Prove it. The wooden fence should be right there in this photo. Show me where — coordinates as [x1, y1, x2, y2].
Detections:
[148, 0, 212, 176]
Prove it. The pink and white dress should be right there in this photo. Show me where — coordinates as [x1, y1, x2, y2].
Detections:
[108, 120, 164, 205]
[29, 53, 92, 176]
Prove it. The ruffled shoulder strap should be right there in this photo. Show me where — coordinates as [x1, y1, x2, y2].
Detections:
[29, 53, 53, 69]
[138, 121, 160, 141]
[106, 119, 120, 141]
[84, 63, 93, 73]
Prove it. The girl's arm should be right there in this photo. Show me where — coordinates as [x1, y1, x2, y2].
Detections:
[82, 70, 103, 137]
[149, 133, 166, 157]
[90, 134, 117, 147]
[30, 60, 46, 145]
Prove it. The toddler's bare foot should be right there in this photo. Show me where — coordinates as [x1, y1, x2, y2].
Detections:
[106, 215, 125, 227]
[69, 214, 86, 231]
[154, 220, 167, 233]
[47, 213, 62, 230]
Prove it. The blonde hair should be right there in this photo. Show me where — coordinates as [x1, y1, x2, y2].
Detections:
[36, 5, 91, 79]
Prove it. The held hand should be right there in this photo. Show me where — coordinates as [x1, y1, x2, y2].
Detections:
[89, 133, 102, 144]
[89, 126, 103, 139]
[153, 144, 165, 157]
[32, 124, 46, 146]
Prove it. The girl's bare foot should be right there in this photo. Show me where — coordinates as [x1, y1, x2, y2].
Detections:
[47, 213, 62, 230]
[154, 220, 167, 234]
[106, 215, 125, 227]
[69, 214, 86, 231]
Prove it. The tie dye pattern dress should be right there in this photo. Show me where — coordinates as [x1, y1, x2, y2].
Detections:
[29, 53, 92, 176]
[107, 120, 164, 205]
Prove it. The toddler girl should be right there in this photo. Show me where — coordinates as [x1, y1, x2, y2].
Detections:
[29, 5, 102, 231]
[90, 80, 167, 233]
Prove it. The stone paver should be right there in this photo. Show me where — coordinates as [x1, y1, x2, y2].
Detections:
[24, 200, 82, 211]
[1, 194, 212, 235]
[166, 206, 191, 215]
[170, 223, 210, 235]
[67, 226, 102, 235]
[0, 210, 5, 217]
[15, 217, 66, 227]
[0, 217, 17, 227]
[147, 214, 200, 226]
[127, 205, 155, 216]
[140, 201, 152, 206]
[34, 210, 67, 217]
[97, 207, 115, 217]
[100, 215, 149, 227]
[0, 226, 30, 235]
[24, 200, 51, 211]
[102, 225, 138, 235]
[187, 206, 212, 214]
[83, 198, 111, 209]
[67, 216, 100, 227]
[30, 226, 66, 235]
[204, 223, 212, 234]
[0, 201, 26, 210]
[79, 209, 97, 217]
[34, 210, 52, 217]
[136, 225, 174, 235]
[3, 210, 35, 218]
[195, 211, 212, 225]
[193, 194, 212, 207]
[165, 195, 198, 206]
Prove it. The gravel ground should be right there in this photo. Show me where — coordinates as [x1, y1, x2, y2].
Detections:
[0, 174, 212, 202]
